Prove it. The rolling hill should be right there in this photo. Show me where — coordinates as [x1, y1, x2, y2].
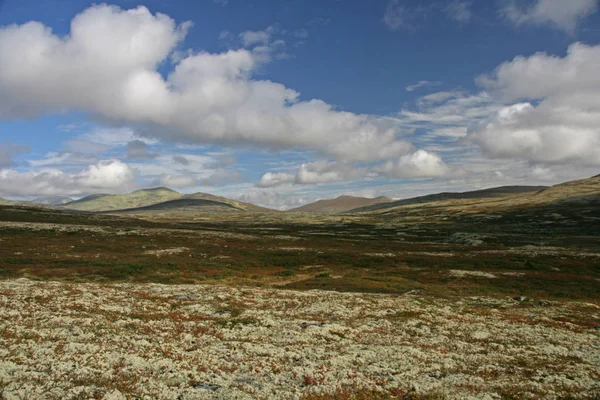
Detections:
[113, 193, 274, 216]
[61, 188, 183, 212]
[348, 186, 548, 213]
[352, 176, 600, 217]
[58, 187, 274, 215]
[288, 195, 392, 214]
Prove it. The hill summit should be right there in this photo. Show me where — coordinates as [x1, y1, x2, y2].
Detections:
[288, 195, 392, 214]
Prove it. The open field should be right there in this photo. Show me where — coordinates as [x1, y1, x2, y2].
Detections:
[1, 188, 600, 399]
[1, 279, 599, 399]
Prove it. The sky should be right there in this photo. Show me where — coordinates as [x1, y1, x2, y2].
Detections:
[0, 0, 599, 209]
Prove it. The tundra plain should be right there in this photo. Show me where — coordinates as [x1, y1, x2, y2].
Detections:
[1, 177, 600, 399]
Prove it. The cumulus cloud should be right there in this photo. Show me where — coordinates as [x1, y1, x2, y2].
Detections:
[374, 150, 451, 179]
[471, 42, 600, 165]
[256, 172, 295, 188]
[0, 160, 135, 197]
[257, 151, 451, 187]
[502, 0, 599, 32]
[0, 4, 417, 165]
[295, 161, 368, 185]
[239, 26, 276, 47]
[256, 161, 368, 188]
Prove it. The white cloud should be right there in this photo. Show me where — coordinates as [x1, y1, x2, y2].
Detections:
[80, 128, 157, 147]
[406, 80, 440, 92]
[257, 151, 451, 188]
[470, 103, 600, 164]
[0, 5, 418, 165]
[0, 160, 135, 197]
[256, 161, 367, 188]
[502, 0, 599, 32]
[471, 42, 600, 165]
[240, 26, 275, 47]
[398, 91, 501, 128]
[295, 161, 367, 185]
[256, 172, 295, 188]
[374, 150, 451, 179]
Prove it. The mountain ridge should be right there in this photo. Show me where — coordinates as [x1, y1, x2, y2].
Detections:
[348, 186, 548, 213]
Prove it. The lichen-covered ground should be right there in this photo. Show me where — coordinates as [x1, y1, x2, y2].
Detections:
[1, 279, 599, 399]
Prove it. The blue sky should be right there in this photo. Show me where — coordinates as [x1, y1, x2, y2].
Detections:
[0, 0, 599, 209]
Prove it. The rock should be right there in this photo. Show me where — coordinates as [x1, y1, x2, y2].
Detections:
[448, 232, 486, 246]
[428, 370, 447, 379]
[513, 296, 527, 302]
[299, 322, 324, 329]
[192, 382, 222, 391]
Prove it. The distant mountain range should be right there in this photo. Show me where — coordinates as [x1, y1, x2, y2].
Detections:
[288, 195, 392, 214]
[33, 196, 74, 205]
[1, 174, 598, 217]
[61, 187, 181, 211]
[56, 187, 271, 214]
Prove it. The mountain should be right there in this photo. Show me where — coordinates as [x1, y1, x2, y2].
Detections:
[352, 176, 600, 217]
[523, 175, 600, 205]
[183, 193, 273, 213]
[288, 195, 392, 214]
[59, 187, 274, 215]
[61, 188, 182, 212]
[33, 196, 74, 206]
[349, 186, 547, 214]
[113, 193, 274, 216]
[0, 197, 12, 205]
